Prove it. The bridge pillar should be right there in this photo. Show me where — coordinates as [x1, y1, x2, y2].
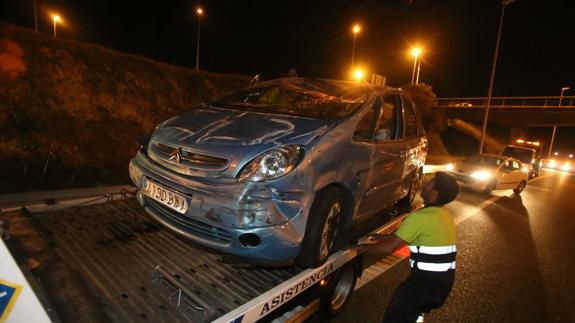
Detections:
[510, 127, 528, 143]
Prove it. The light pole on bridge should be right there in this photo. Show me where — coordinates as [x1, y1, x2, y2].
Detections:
[479, 0, 515, 154]
[548, 86, 571, 159]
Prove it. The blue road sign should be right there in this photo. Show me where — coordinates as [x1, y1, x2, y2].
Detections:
[0, 279, 22, 322]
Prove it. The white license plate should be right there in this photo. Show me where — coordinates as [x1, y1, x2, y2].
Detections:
[143, 179, 189, 214]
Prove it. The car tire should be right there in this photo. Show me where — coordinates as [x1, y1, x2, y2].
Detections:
[513, 180, 527, 194]
[296, 187, 344, 268]
[320, 263, 357, 318]
[397, 170, 422, 209]
[483, 180, 497, 195]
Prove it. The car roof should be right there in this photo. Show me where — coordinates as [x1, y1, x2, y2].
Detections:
[254, 77, 398, 98]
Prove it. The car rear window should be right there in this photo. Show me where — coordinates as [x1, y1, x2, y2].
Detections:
[502, 147, 534, 163]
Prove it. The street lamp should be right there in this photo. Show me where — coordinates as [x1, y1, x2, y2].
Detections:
[351, 24, 361, 75]
[559, 86, 570, 106]
[195, 7, 203, 72]
[52, 14, 61, 37]
[353, 68, 364, 82]
[410, 47, 422, 84]
[479, 0, 515, 154]
[549, 86, 571, 158]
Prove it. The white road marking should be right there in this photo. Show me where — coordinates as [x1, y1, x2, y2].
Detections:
[355, 172, 555, 291]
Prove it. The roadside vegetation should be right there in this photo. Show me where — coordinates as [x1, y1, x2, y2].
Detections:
[0, 23, 249, 193]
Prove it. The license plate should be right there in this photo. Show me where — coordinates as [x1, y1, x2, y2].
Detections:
[143, 179, 189, 214]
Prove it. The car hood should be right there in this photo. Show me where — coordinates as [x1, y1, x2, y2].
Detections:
[148, 106, 332, 178]
[453, 162, 498, 175]
[154, 106, 330, 147]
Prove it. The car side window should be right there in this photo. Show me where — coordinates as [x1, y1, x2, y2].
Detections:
[374, 97, 398, 142]
[512, 161, 520, 170]
[403, 96, 418, 138]
[353, 97, 382, 142]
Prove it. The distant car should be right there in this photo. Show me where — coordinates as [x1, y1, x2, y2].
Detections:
[501, 145, 541, 179]
[451, 154, 528, 194]
[129, 77, 427, 267]
[543, 157, 573, 172]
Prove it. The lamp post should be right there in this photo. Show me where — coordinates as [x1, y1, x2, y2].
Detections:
[478, 0, 515, 154]
[411, 47, 422, 84]
[549, 86, 571, 158]
[351, 24, 361, 76]
[559, 86, 570, 106]
[33, 0, 38, 32]
[52, 14, 61, 37]
[195, 7, 203, 72]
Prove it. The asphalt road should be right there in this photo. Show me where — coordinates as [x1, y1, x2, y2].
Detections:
[312, 169, 575, 323]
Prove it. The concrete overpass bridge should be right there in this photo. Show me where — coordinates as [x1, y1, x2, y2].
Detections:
[436, 96, 575, 127]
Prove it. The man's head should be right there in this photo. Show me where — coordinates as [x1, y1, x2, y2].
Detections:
[421, 171, 460, 206]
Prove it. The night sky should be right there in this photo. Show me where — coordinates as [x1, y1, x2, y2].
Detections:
[2, 0, 575, 151]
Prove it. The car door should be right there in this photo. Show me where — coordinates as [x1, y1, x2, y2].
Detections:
[354, 94, 405, 219]
[497, 159, 522, 189]
[397, 95, 426, 201]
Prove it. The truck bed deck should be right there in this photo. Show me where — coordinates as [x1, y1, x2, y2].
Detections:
[8, 198, 302, 322]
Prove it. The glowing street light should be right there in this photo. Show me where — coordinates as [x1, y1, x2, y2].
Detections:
[52, 14, 61, 37]
[353, 68, 364, 82]
[410, 47, 422, 84]
[350, 24, 361, 74]
[195, 7, 203, 71]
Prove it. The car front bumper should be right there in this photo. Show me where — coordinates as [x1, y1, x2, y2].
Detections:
[128, 151, 311, 262]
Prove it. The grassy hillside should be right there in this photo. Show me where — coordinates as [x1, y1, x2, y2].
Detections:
[0, 23, 250, 193]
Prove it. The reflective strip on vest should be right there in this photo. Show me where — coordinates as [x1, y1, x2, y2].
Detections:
[409, 245, 457, 272]
[408, 245, 457, 254]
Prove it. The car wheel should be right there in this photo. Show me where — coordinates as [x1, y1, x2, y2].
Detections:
[320, 264, 357, 318]
[483, 180, 497, 195]
[296, 187, 344, 268]
[513, 180, 527, 194]
[397, 170, 422, 209]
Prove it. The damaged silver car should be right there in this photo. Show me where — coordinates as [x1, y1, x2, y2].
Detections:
[129, 78, 427, 267]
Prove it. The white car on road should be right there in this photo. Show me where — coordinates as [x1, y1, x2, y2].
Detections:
[451, 154, 528, 194]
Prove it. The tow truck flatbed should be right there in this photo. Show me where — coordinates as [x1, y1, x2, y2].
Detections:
[2, 191, 405, 323]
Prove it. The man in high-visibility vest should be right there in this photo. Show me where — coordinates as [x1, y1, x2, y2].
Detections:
[356, 171, 460, 323]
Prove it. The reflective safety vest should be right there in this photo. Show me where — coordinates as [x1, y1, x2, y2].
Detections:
[408, 245, 457, 272]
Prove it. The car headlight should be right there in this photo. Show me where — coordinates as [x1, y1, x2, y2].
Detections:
[522, 167, 529, 173]
[548, 159, 556, 168]
[239, 145, 302, 182]
[470, 170, 492, 181]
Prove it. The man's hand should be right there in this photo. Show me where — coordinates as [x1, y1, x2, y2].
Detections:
[350, 233, 405, 255]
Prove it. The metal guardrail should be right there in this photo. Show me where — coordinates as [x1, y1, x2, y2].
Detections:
[435, 96, 575, 108]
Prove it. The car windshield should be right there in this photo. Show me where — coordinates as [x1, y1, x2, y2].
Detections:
[463, 155, 505, 168]
[211, 79, 368, 121]
[502, 146, 534, 163]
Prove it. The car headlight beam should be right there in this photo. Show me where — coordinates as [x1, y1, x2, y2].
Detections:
[470, 170, 492, 181]
[239, 145, 302, 182]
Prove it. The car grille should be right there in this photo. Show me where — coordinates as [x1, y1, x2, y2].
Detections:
[146, 198, 233, 244]
[153, 142, 229, 171]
